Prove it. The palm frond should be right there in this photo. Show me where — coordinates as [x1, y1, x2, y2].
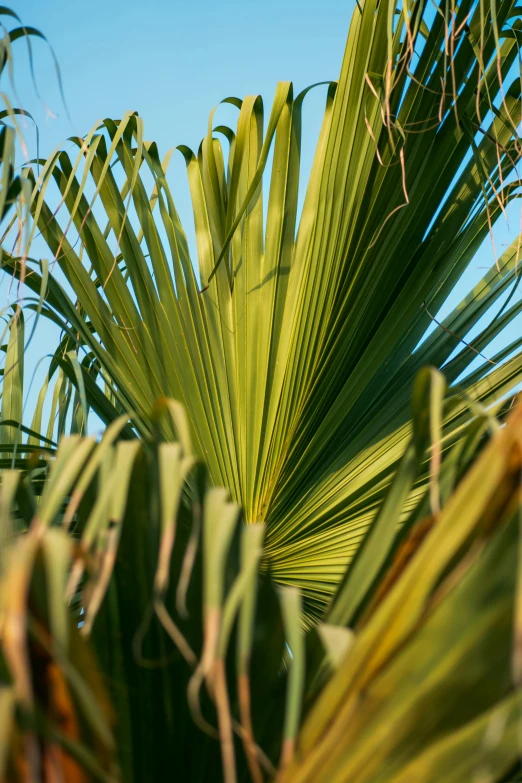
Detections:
[5, 1, 522, 621]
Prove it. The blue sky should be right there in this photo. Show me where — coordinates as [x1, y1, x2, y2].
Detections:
[16, 0, 354, 264]
[6, 0, 522, 432]
[19, 0, 352, 161]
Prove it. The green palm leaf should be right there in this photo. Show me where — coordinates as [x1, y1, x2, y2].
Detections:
[5, 1, 522, 623]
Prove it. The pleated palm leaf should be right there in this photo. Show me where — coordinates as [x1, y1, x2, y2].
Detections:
[6, 0, 522, 620]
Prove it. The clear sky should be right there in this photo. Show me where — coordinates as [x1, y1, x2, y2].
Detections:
[16, 0, 356, 263]
[18, 0, 352, 163]
[6, 0, 522, 430]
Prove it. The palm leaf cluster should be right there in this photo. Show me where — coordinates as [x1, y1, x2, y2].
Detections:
[0, 0, 522, 781]
[2, 0, 521, 622]
[0, 373, 521, 783]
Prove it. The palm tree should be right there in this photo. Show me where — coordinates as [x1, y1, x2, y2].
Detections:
[1, 0, 522, 780]
[8, 0, 521, 622]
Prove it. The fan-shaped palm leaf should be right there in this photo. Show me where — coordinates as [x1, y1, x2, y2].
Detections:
[4, 0, 522, 621]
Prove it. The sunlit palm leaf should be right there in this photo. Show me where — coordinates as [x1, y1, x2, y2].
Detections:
[5, 0, 522, 621]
